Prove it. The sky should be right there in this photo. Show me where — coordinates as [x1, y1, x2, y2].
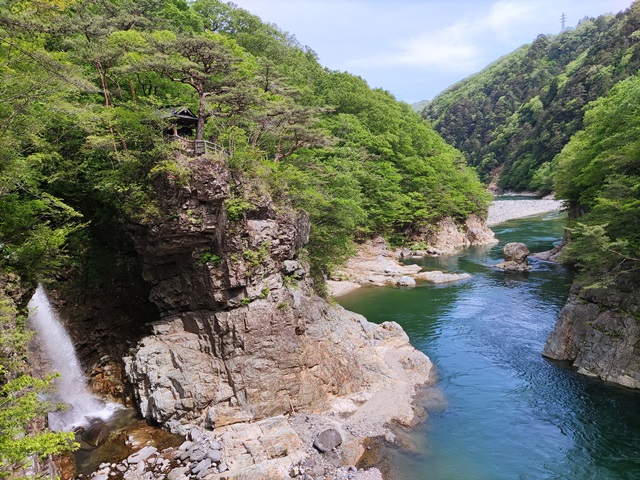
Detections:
[230, 0, 635, 104]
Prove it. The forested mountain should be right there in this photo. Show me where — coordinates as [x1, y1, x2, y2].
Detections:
[0, 0, 488, 285]
[0, 1, 490, 469]
[554, 71, 640, 286]
[422, 1, 640, 191]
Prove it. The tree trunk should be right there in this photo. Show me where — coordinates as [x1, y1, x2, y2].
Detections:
[196, 91, 206, 142]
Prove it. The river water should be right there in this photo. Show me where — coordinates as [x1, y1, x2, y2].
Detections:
[340, 211, 640, 479]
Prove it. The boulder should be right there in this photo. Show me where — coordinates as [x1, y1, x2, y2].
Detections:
[495, 242, 531, 271]
[415, 271, 471, 283]
[127, 446, 157, 464]
[396, 276, 416, 287]
[75, 418, 111, 450]
[313, 428, 343, 453]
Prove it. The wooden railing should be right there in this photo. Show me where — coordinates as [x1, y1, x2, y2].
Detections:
[167, 135, 226, 157]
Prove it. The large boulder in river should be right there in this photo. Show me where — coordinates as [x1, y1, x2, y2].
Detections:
[75, 418, 110, 450]
[495, 242, 531, 271]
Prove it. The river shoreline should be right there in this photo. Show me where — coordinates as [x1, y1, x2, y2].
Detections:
[335, 212, 587, 479]
[327, 198, 565, 298]
[487, 197, 564, 226]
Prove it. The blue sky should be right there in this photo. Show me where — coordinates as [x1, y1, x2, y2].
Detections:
[230, 0, 635, 103]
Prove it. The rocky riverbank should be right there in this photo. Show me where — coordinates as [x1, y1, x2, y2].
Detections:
[326, 197, 565, 297]
[487, 197, 564, 226]
[326, 237, 475, 297]
[543, 277, 640, 389]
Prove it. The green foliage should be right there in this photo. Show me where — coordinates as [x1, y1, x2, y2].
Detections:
[243, 242, 270, 269]
[424, 5, 640, 190]
[225, 198, 254, 221]
[554, 72, 640, 286]
[150, 158, 193, 186]
[0, 0, 489, 283]
[197, 252, 222, 266]
[0, 371, 77, 476]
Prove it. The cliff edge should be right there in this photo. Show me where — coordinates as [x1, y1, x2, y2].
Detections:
[113, 155, 434, 478]
[543, 278, 640, 389]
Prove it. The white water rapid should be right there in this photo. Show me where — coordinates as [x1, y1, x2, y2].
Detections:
[28, 285, 119, 432]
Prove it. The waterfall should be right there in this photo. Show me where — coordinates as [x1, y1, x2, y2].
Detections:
[28, 285, 119, 432]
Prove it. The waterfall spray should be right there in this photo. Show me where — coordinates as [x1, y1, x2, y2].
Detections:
[28, 285, 119, 432]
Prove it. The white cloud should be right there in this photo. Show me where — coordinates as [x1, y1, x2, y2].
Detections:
[231, 0, 635, 100]
[346, 1, 551, 73]
[350, 20, 482, 72]
[487, 1, 540, 37]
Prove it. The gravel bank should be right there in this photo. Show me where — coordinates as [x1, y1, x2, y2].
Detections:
[487, 198, 564, 226]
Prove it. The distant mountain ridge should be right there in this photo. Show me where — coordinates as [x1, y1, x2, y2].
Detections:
[422, 2, 640, 191]
[410, 99, 430, 112]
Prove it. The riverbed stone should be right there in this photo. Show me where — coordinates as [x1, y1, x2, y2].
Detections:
[178, 440, 193, 451]
[192, 458, 211, 475]
[415, 271, 471, 283]
[396, 276, 416, 287]
[206, 449, 222, 462]
[313, 428, 343, 453]
[189, 450, 206, 462]
[127, 446, 157, 464]
[167, 467, 190, 480]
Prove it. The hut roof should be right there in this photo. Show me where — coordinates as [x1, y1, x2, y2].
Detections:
[158, 107, 198, 123]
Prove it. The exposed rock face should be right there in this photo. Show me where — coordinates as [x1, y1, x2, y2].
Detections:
[495, 242, 531, 271]
[125, 288, 418, 433]
[543, 279, 640, 389]
[120, 156, 433, 450]
[423, 214, 498, 254]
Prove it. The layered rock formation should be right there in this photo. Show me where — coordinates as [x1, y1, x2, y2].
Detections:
[109, 155, 435, 476]
[543, 279, 640, 389]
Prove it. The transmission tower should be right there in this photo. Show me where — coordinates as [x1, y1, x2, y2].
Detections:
[561, 12, 567, 32]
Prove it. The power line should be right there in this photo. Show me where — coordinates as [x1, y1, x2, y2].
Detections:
[561, 12, 567, 32]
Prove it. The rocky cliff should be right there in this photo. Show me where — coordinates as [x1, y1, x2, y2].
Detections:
[71, 154, 433, 477]
[543, 278, 640, 389]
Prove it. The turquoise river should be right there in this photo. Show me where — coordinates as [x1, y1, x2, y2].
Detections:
[340, 209, 640, 480]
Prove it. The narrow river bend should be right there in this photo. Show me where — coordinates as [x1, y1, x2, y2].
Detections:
[340, 210, 640, 480]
